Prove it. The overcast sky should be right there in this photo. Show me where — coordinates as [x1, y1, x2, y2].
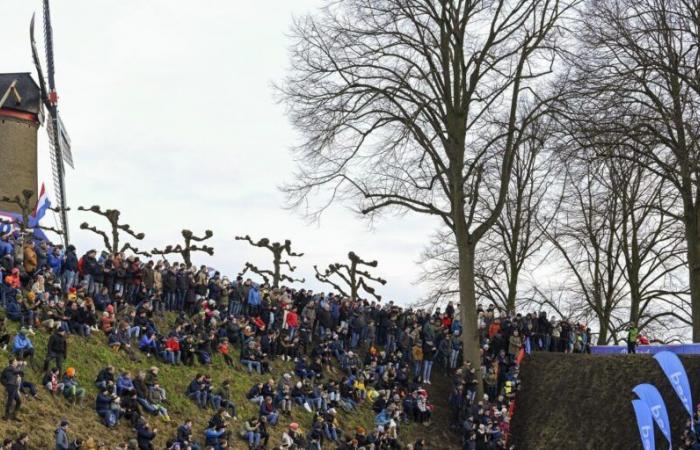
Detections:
[1, 0, 437, 304]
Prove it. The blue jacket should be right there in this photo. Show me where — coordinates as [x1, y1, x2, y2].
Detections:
[12, 333, 33, 352]
[248, 285, 261, 306]
[204, 428, 225, 445]
[48, 253, 62, 274]
[0, 241, 12, 258]
[116, 375, 134, 394]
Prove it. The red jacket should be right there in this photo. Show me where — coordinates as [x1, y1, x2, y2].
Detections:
[165, 337, 180, 352]
[286, 311, 299, 328]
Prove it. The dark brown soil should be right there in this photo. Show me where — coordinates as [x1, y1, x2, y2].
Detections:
[510, 352, 700, 450]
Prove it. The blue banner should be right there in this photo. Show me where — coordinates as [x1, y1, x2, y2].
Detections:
[633, 384, 672, 449]
[654, 351, 694, 430]
[632, 399, 655, 450]
[591, 344, 700, 355]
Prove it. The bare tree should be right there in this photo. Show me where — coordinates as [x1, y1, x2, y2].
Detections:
[417, 118, 556, 313]
[152, 229, 214, 268]
[572, 0, 700, 339]
[607, 156, 690, 333]
[0, 189, 68, 236]
[278, 0, 572, 379]
[235, 235, 305, 287]
[78, 205, 149, 256]
[315, 251, 387, 301]
[539, 158, 628, 344]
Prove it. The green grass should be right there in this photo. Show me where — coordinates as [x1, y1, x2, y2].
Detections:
[0, 316, 453, 449]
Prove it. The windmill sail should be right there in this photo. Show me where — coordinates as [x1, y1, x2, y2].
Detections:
[30, 0, 71, 243]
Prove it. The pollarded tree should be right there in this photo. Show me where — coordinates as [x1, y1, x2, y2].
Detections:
[78, 205, 149, 256]
[235, 235, 305, 288]
[314, 251, 387, 302]
[279, 0, 573, 380]
[0, 189, 69, 237]
[152, 229, 214, 268]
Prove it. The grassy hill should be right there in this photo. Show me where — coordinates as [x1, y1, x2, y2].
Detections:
[0, 316, 459, 449]
[510, 352, 700, 450]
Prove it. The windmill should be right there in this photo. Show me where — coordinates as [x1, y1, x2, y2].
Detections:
[29, 0, 73, 243]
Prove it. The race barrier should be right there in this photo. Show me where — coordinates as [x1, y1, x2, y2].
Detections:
[591, 344, 700, 355]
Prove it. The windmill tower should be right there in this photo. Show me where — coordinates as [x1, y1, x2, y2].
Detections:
[0, 74, 41, 212]
[30, 0, 74, 243]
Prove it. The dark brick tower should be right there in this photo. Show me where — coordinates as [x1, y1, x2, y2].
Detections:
[0, 73, 41, 212]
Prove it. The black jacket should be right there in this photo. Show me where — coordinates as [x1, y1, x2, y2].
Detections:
[47, 332, 67, 357]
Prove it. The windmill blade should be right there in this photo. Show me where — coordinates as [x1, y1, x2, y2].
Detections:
[46, 119, 65, 212]
[43, 0, 56, 92]
[29, 13, 48, 106]
[57, 114, 73, 168]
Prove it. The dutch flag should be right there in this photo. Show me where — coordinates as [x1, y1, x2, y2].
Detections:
[30, 183, 51, 227]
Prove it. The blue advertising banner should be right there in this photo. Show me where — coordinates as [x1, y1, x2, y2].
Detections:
[654, 351, 694, 430]
[632, 399, 656, 450]
[591, 344, 700, 355]
[633, 384, 672, 449]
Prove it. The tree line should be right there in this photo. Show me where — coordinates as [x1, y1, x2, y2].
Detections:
[275, 0, 700, 379]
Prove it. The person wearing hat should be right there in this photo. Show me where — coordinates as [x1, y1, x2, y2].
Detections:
[281, 422, 306, 449]
[55, 420, 70, 450]
[62, 367, 86, 405]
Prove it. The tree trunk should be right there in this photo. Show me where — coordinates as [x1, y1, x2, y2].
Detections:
[686, 219, 700, 341]
[505, 270, 518, 313]
[455, 232, 483, 398]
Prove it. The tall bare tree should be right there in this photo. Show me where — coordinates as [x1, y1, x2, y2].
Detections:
[541, 157, 629, 344]
[418, 121, 555, 312]
[152, 229, 214, 268]
[235, 235, 305, 287]
[78, 205, 148, 255]
[279, 0, 572, 378]
[315, 251, 387, 301]
[572, 0, 700, 339]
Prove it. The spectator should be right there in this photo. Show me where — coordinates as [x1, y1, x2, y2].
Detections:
[55, 420, 70, 450]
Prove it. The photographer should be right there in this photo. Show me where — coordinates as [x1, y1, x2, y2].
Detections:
[1, 357, 23, 421]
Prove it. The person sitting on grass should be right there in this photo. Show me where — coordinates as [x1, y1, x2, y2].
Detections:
[211, 380, 238, 420]
[11, 328, 35, 368]
[259, 396, 279, 426]
[174, 419, 201, 450]
[203, 423, 228, 450]
[186, 374, 209, 409]
[139, 331, 159, 357]
[136, 421, 157, 450]
[240, 341, 262, 374]
[95, 365, 116, 394]
[95, 389, 121, 428]
[242, 416, 261, 450]
[62, 367, 86, 406]
[42, 367, 64, 397]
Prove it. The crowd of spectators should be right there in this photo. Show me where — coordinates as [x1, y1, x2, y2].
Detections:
[0, 232, 595, 450]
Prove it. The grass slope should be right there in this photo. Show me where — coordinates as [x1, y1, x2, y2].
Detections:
[0, 318, 458, 449]
[510, 352, 700, 450]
